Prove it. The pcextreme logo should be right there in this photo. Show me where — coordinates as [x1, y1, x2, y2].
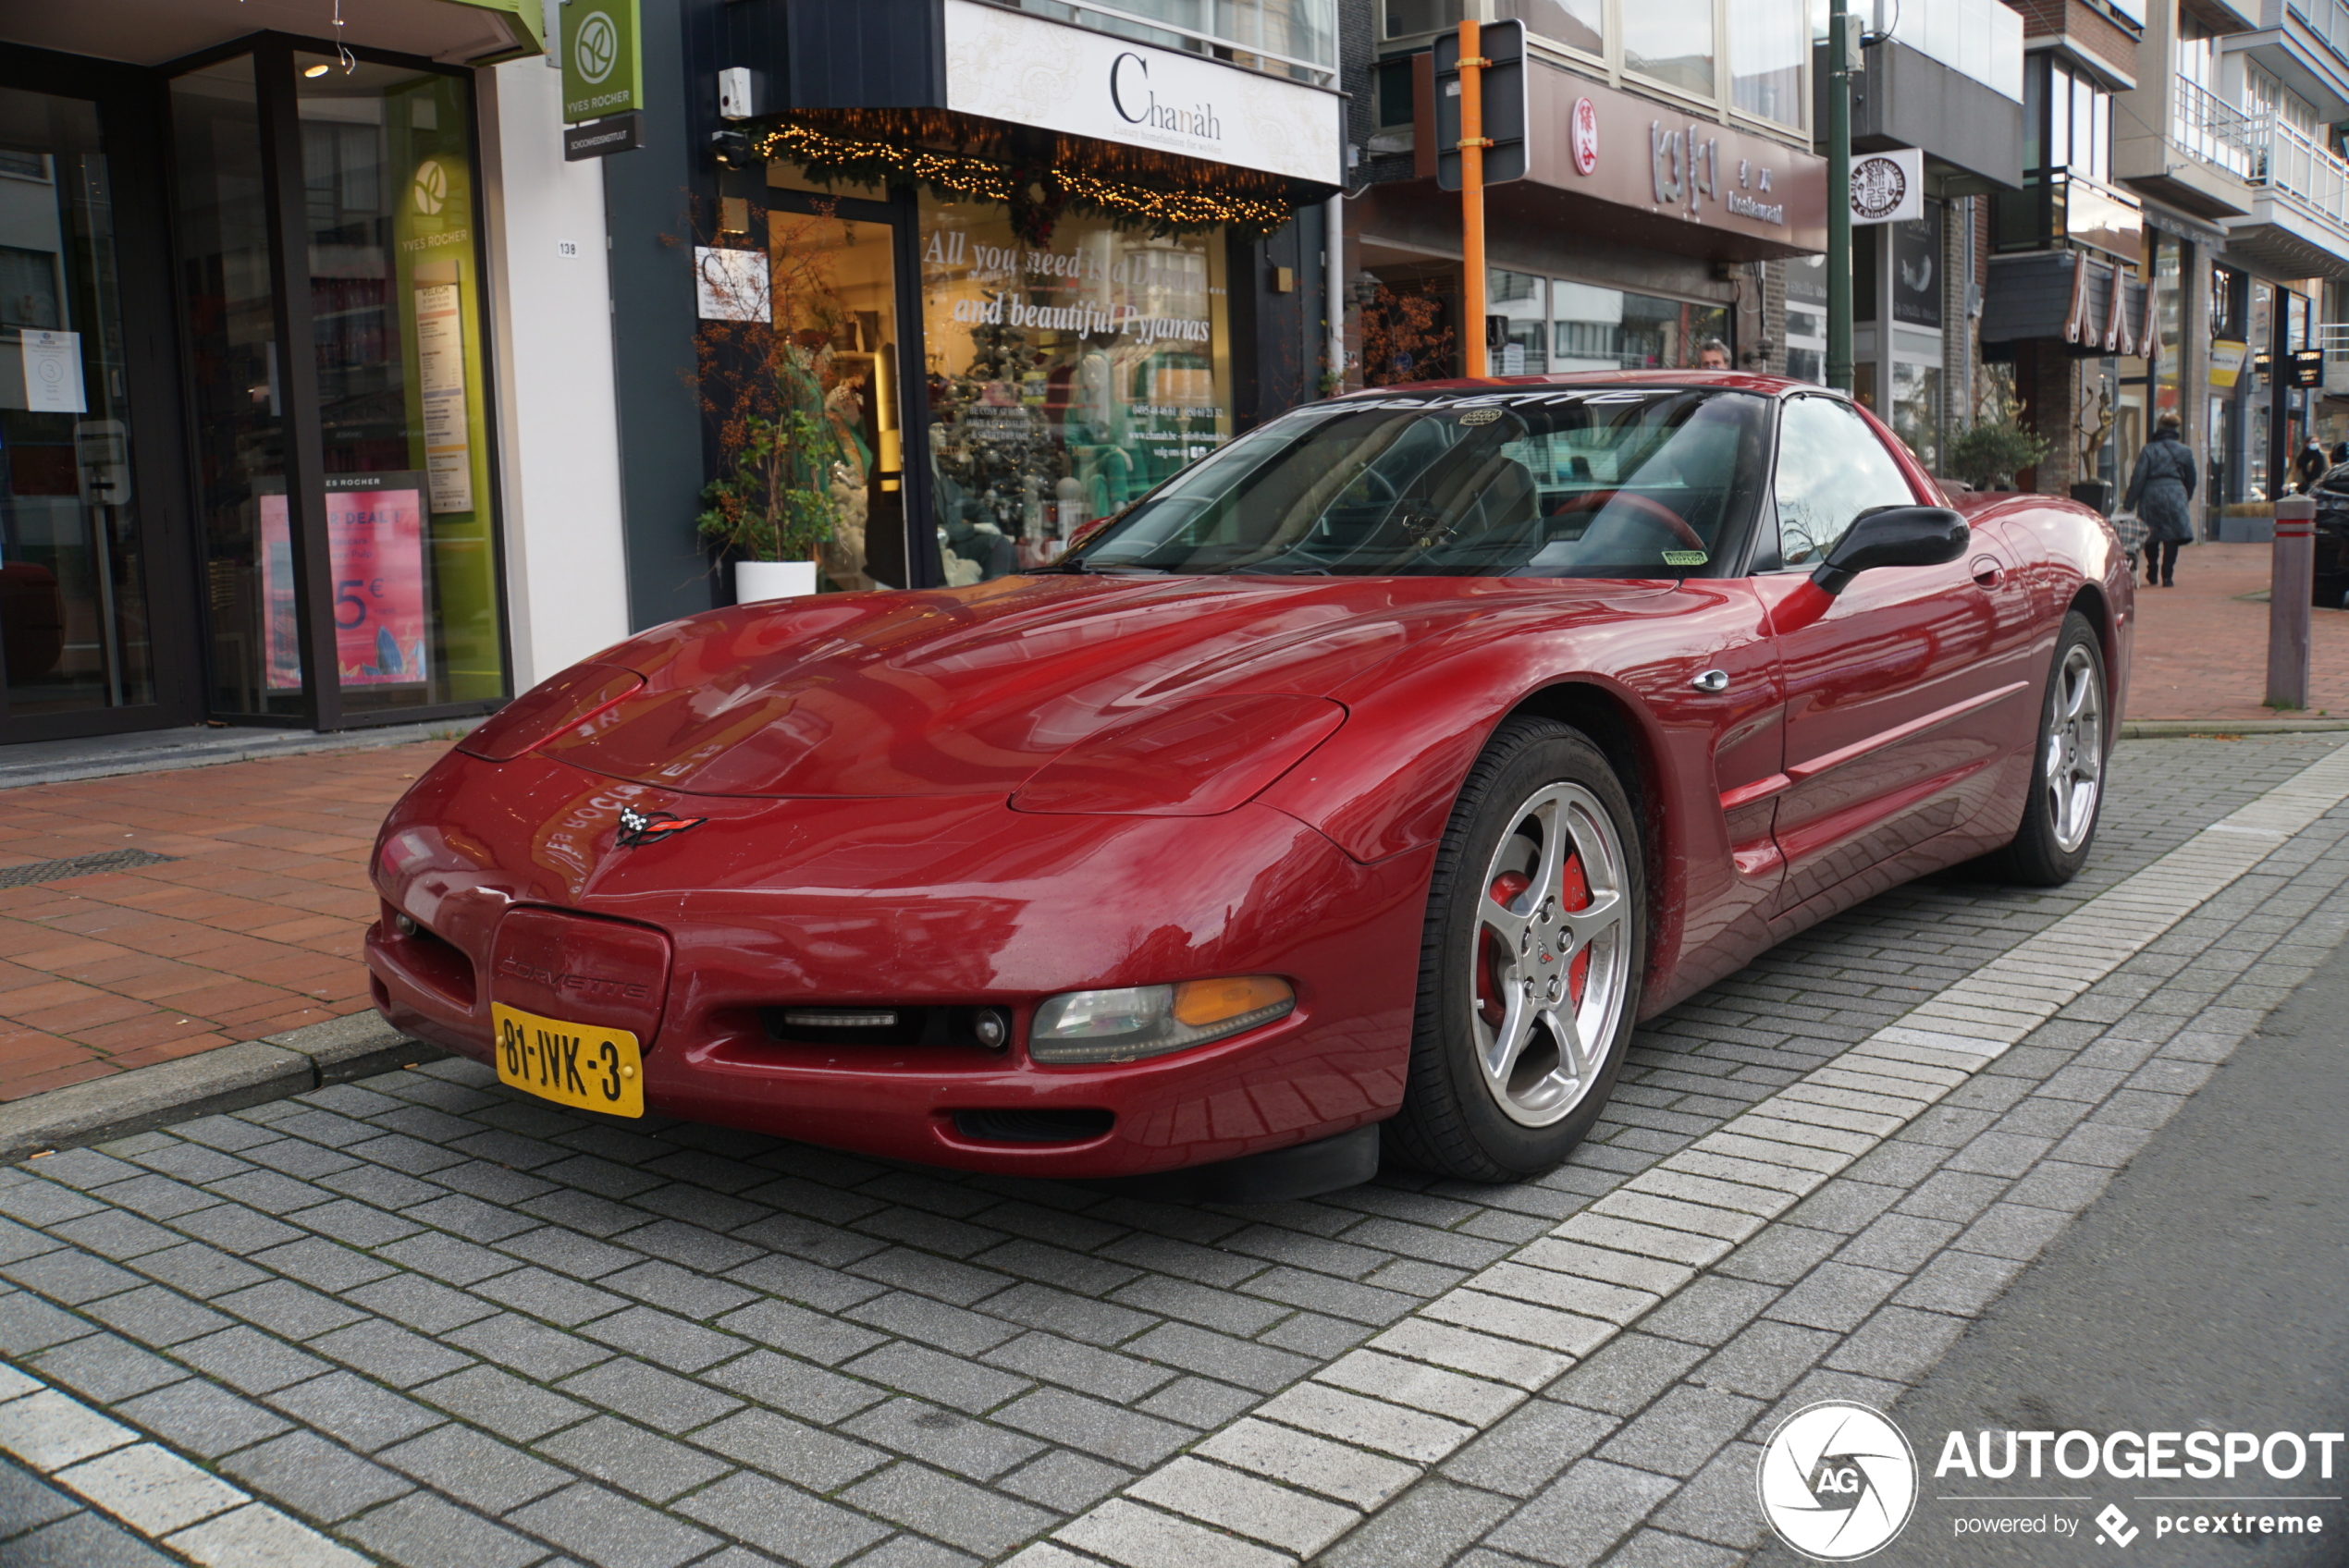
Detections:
[1757, 1401, 1920, 1561]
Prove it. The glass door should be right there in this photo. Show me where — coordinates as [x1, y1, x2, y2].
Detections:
[0, 85, 163, 729]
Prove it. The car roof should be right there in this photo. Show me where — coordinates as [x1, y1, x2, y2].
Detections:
[1331, 370, 1825, 399]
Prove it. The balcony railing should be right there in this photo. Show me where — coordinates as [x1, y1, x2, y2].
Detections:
[2288, 0, 2349, 63]
[2248, 113, 2349, 239]
[2172, 77, 2258, 179]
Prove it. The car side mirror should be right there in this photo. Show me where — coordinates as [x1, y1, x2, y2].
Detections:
[1811, 506, 1969, 595]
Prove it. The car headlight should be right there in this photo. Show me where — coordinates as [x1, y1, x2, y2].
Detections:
[1029, 976, 1296, 1063]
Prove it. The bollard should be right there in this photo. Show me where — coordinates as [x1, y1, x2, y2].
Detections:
[2269, 495, 2316, 709]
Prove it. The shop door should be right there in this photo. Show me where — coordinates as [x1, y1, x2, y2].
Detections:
[0, 74, 199, 741]
[741, 189, 916, 592]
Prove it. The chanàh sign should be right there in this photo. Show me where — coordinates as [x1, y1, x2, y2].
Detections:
[940, 0, 1341, 186]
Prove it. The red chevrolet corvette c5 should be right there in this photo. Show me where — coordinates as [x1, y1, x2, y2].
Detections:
[367, 374, 2131, 1198]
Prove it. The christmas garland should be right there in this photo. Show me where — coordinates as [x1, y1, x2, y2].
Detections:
[753, 118, 1296, 244]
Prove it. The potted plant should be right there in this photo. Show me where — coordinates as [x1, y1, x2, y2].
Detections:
[698, 341, 868, 603]
[1945, 420, 2051, 493]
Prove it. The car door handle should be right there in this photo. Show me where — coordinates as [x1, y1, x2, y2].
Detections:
[1691, 668, 1730, 693]
[1971, 556, 2006, 588]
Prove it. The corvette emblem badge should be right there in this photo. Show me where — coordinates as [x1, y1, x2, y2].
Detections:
[614, 805, 707, 849]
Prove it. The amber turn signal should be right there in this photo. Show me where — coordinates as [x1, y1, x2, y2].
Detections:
[1172, 975, 1294, 1028]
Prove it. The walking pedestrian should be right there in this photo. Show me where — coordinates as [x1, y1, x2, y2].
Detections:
[2124, 412, 2196, 587]
[2293, 437, 2329, 493]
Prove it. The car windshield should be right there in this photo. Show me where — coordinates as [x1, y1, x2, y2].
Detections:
[1065, 386, 1772, 578]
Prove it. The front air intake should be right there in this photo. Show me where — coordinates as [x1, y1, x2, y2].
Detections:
[951, 1109, 1115, 1144]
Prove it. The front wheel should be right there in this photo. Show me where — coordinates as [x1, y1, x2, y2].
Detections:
[1981, 611, 2107, 887]
[1385, 719, 1646, 1182]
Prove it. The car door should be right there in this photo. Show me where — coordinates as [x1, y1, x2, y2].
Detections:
[1749, 395, 2038, 918]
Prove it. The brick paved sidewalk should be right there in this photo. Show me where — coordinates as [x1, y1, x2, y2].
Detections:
[2129, 540, 2349, 721]
[0, 735, 2332, 1568]
[0, 744, 448, 1103]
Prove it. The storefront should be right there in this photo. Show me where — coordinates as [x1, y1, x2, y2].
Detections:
[664, 0, 1344, 599]
[0, 5, 537, 743]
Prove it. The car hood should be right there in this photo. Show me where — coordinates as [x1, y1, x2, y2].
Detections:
[537, 573, 1671, 798]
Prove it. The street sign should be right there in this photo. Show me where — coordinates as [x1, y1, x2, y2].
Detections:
[1433, 18, 1525, 191]
[565, 113, 644, 160]
[1849, 147, 1922, 226]
[561, 0, 643, 124]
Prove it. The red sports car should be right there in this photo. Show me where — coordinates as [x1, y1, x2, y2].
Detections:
[367, 374, 2129, 1200]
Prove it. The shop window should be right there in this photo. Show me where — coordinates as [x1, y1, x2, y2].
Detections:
[1552, 282, 1728, 372]
[918, 195, 1232, 584]
[1489, 268, 1547, 374]
[1892, 361, 1942, 472]
[1376, 57, 1417, 128]
[1625, 0, 1716, 100]
[1730, 0, 1805, 127]
[1498, 0, 1602, 56]
[0, 90, 154, 717]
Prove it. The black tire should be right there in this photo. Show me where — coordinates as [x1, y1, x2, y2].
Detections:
[1384, 718, 1647, 1182]
[1981, 611, 2108, 887]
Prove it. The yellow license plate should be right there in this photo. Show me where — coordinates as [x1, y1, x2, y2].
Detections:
[491, 1003, 645, 1118]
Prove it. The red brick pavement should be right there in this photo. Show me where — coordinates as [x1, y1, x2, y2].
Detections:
[0, 743, 444, 1103]
[2129, 541, 2349, 722]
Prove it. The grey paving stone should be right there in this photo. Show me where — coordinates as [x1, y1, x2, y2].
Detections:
[842, 1460, 1056, 1556]
[49, 1209, 182, 1261]
[447, 1311, 612, 1381]
[1097, 1232, 1261, 1289]
[729, 1213, 889, 1270]
[310, 1317, 474, 1387]
[615, 1219, 760, 1274]
[26, 1330, 183, 1403]
[1244, 1265, 1421, 1327]
[345, 1490, 546, 1568]
[717, 1299, 888, 1366]
[0, 1511, 179, 1567]
[674, 1470, 894, 1564]
[1832, 1212, 1966, 1273]
[265, 1368, 444, 1452]
[25, 1147, 141, 1190]
[1763, 1262, 1906, 1333]
[720, 1254, 888, 1315]
[379, 1421, 572, 1513]
[342, 1133, 471, 1175]
[1547, 1335, 1708, 1417]
[248, 1236, 396, 1292]
[1711, 1226, 1843, 1288]
[1135, 1375, 1259, 1429]
[170, 1204, 301, 1256]
[1826, 1305, 1971, 1384]
[215, 1278, 367, 1339]
[344, 1273, 500, 1335]
[1689, 1318, 1839, 1401]
[2003, 1159, 2115, 1213]
[846, 1246, 1014, 1307]
[416, 1364, 593, 1442]
[473, 1266, 628, 1324]
[558, 1356, 743, 1433]
[692, 1406, 889, 1490]
[840, 1340, 1029, 1414]
[537, 1414, 732, 1502]
[239, 1141, 359, 1181]
[129, 1143, 256, 1184]
[115, 1378, 292, 1460]
[220, 1429, 411, 1523]
[965, 1238, 1138, 1298]
[1596, 1384, 1764, 1477]
[373, 1232, 517, 1288]
[0, 1247, 139, 1306]
[1484, 1457, 1678, 1566]
[174, 1114, 286, 1154]
[0, 1180, 104, 1228]
[1890, 1248, 2027, 1317]
[999, 1448, 1132, 1513]
[1781, 1181, 1903, 1236]
[973, 1281, 1156, 1350]
[705, 1349, 887, 1424]
[1637, 1276, 1781, 1347]
[0, 1454, 79, 1536]
[174, 1325, 331, 1393]
[1322, 1476, 1517, 1568]
[496, 1225, 638, 1280]
[839, 1398, 1046, 1481]
[1124, 1320, 1313, 1392]
[983, 1330, 1172, 1403]
[842, 1292, 1021, 1357]
[600, 1259, 758, 1320]
[580, 1305, 742, 1372]
[316, 1164, 447, 1211]
[402, 1192, 538, 1243]
[1107, 1275, 1286, 1336]
[1443, 1398, 1621, 1498]
[992, 1386, 1191, 1467]
[1649, 1440, 1770, 1550]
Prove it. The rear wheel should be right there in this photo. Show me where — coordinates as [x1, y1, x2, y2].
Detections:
[1981, 611, 2106, 887]
[1385, 719, 1646, 1182]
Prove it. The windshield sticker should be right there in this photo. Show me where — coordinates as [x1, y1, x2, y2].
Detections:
[1662, 549, 1709, 567]
[1457, 409, 1502, 425]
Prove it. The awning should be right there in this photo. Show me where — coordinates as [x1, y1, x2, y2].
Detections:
[1979, 251, 2154, 361]
[4, 0, 543, 68]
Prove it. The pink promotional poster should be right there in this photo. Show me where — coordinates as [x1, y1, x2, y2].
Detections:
[261, 476, 429, 689]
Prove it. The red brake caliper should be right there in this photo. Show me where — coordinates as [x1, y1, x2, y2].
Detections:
[1477, 870, 1532, 1030]
[1560, 851, 1593, 1007]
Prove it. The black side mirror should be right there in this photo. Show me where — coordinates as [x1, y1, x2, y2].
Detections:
[1812, 506, 1969, 595]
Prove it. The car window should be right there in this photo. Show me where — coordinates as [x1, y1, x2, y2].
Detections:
[1772, 396, 1918, 566]
[1069, 387, 1773, 579]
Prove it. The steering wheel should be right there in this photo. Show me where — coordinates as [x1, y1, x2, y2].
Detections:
[1547, 489, 1706, 553]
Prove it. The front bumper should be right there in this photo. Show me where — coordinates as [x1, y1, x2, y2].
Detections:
[364, 750, 1430, 1178]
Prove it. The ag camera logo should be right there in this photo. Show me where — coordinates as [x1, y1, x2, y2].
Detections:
[1757, 1401, 1919, 1560]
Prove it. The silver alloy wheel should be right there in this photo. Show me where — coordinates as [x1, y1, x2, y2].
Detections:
[2047, 641, 2105, 853]
[1470, 780, 1632, 1127]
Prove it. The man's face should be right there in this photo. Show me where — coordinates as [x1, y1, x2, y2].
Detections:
[1699, 349, 1729, 370]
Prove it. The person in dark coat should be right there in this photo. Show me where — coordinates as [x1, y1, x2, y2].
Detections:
[2332, 440, 2349, 467]
[2124, 412, 2196, 587]
[2293, 438, 2329, 494]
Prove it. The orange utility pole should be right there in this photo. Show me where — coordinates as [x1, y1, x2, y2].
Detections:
[1457, 17, 1488, 378]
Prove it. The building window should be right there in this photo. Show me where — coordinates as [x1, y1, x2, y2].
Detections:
[919, 195, 1232, 584]
[1552, 280, 1728, 370]
[1731, 0, 1806, 127]
[1499, 0, 1603, 56]
[1490, 268, 1547, 373]
[1376, 55, 1416, 128]
[1625, 0, 1716, 98]
[1384, 0, 1463, 40]
[2046, 57, 2111, 183]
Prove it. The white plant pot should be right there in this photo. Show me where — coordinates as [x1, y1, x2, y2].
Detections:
[735, 559, 818, 604]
